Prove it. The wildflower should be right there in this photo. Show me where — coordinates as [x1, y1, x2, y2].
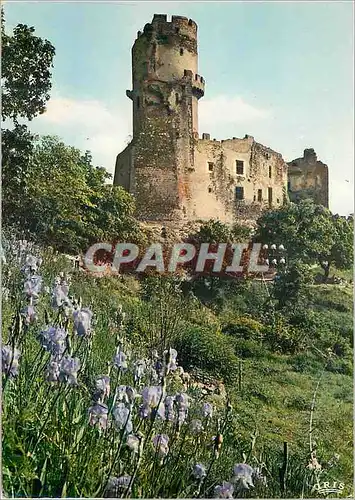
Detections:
[105, 476, 132, 497]
[202, 402, 213, 418]
[39, 326, 67, 357]
[307, 452, 322, 470]
[51, 276, 71, 309]
[191, 419, 203, 434]
[175, 392, 189, 423]
[142, 385, 163, 408]
[46, 358, 60, 382]
[232, 463, 254, 490]
[95, 375, 110, 399]
[164, 347, 178, 373]
[73, 308, 93, 337]
[59, 355, 80, 385]
[113, 348, 128, 371]
[253, 466, 267, 487]
[21, 303, 37, 325]
[21, 254, 41, 274]
[192, 463, 207, 480]
[152, 434, 169, 457]
[214, 481, 234, 498]
[24, 275, 42, 298]
[88, 403, 108, 430]
[112, 402, 133, 433]
[163, 395, 175, 421]
[2, 345, 20, 377]
[126, 434, 140, 454]
[133, 359, 146, 383]
[116, 385, 136, 405]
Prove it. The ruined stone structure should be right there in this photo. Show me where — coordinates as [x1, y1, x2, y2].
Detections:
[114, 14, 329, 224]
[287, 149, 329, 208]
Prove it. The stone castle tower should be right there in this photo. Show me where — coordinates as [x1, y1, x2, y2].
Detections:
[114, 14, 329, 224]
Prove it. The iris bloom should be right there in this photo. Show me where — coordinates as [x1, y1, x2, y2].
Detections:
[113, 348, 128, 371]
[126, 434, 140, 454]
[39, 326, 67, 356]
[133, 359, 145, 383]
[113, 402, 133, 433]
[165, 347, 178, 372]
[192, 463, 206, 480]
[142, 385, 163, 407]
[46, 358, 60, 382]
[116, 385, 136, 405]
[96, 375, 110, 399]
[73, 308, 93, 337]
[59, 355, 80, 385]
[232, 463, 254, 489]
[88, 403, 108, 430]
[214, 481, 234, 498]
[21, 254, 41, 274]
[202, 402, 213, 418]
[21, 304, 37, 325]
[105, 476, 132, 497]
[152, 434, 169, 457]
[24, 275, 42, 298]
[51, 280, 71, 310]
[2, 345, 20, 377]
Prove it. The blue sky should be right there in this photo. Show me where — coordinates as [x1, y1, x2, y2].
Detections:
[3, 0, 354, 214]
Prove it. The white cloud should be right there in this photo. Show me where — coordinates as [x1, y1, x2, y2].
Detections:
[33, 93, 267, 176]
[199, 95, 269, 127]
[28, 94, 353, 216]
[32, 96, 132, 175]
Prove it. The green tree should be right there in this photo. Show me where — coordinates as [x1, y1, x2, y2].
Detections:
[1, 10, 55, 226]
[24, 136, 139, 253]
[273, 261, 314, 309]
[2, 124, 37, 229]
[318, 215, 353, 280]
[1, 13, 55, 122]
[255, 200, 352, 279]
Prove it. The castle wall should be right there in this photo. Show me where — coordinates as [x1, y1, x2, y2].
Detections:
[287, 149, 329, 207]
[113, 14, 328, 228]
[185, 136, 288, 223]
[113, 144, 132, 190]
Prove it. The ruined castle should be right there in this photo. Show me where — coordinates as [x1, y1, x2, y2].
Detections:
[114, 14, 329, 225]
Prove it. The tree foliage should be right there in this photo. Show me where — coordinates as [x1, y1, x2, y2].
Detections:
[1, 13, 55, 122]
[19, 136, 140, 253]
[255, 200, 353, 278]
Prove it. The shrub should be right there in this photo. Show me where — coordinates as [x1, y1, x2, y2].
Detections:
[234, 339, 266, 359]
[174, 325, 239, 383]
[222, 316, 264, 341]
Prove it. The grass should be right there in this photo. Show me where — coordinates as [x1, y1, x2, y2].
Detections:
[1, 243, 353, 498]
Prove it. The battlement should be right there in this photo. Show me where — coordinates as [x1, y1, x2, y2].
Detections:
[183, 69, 205, 98]
[136, 14, 197, 42]
[199, 134, 255, 144]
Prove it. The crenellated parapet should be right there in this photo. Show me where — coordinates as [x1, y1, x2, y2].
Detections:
[182, 69, 205, 98]
[135, 14, 198, 53]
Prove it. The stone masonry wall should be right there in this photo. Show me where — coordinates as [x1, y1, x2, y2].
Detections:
[287, 149, 329, 208]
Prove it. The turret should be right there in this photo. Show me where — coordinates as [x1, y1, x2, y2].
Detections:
[127, 14, 204, 136]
